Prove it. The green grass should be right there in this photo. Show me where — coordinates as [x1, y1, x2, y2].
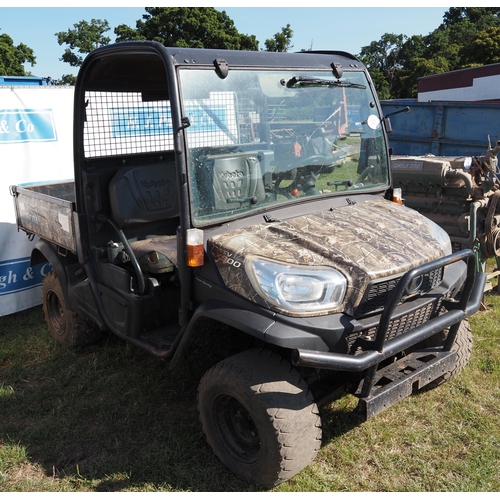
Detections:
[1, 287, 500, 491]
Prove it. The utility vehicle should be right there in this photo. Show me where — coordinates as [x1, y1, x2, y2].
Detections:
[11, 42, 485, 487]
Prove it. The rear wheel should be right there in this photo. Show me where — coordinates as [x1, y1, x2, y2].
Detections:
[42, 269, 102, 347]
[197, 348, 322, 488]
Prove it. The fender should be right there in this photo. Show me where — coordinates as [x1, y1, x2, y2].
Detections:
[167, 297, 331, 369]
[30, 239, 106, 329]
[168, 298, 276, 369]
[30, 240, 72, 304]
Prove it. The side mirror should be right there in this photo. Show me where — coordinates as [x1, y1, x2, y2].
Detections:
[383, 106, 410, 134]
[384, 117, 393, 134]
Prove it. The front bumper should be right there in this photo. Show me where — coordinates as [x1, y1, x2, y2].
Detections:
[291, 249, 485, 372]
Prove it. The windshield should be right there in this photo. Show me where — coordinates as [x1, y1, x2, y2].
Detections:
[179, 68, 389, 226]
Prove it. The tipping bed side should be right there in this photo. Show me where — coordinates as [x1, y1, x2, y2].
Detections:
[11, 181, 77, 253]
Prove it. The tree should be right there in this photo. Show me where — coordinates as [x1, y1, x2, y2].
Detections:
[392, 35, 451, 98]
[428, 7, 500, 71]
[395, 56, 451, 98]
[55, 19, 111, 67]
[52, 74, 77, 86]
[460, 26, 500, 66]
[0, 32, 36, 76]
[264, 24, 294, 52]
[442, 7, 500, 29]
[359, 33, 405, 97]
[366, 67, 391, 100]
[114, 7, 258, 51]
[360, 7, 500, 98]
[422, 27, 462, 72]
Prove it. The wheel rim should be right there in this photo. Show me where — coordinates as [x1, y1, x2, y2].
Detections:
[212, 394, 261, 465]
[46, 290, 66, 336]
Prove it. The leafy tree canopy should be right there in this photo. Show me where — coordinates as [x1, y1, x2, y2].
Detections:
[461, 26, 500, 66]
[55, 19, 111, 67]
[52, 74, 77, 86]
[264, 24, 294, 52]
[114, 7, 258, 51]
[442, 7, 500, 29]
[0, 32, 36, 76]
[360, 7, 500, 99]
[359, 33, 404, 90]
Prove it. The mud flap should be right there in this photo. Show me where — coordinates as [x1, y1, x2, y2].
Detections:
[354, 349, 457, 421]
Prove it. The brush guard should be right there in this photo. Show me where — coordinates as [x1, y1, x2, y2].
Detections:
[291, 249, 485, 419]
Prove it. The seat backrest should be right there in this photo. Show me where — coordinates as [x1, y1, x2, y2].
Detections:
[209, 153, 266, 211]
[109, 162, 178, 226]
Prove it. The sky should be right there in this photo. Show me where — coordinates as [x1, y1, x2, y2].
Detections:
[0, 1, 454, 80]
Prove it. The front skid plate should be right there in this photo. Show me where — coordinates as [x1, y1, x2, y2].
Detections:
[355, 349, 457, 420]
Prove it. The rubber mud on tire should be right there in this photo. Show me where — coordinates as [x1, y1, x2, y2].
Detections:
[42, 269, 103, 348]
[197, 348, 322, 488]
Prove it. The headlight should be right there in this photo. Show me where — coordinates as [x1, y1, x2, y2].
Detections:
[246, 257, 347, 313]
[427, 218, 452, 256]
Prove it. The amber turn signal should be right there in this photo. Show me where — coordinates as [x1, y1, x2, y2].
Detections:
[186, 228, 204, 267]
[392, 187, 404, 205]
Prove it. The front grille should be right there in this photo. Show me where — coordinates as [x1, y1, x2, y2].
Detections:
[354, 266, 443, 318]
[346, 300, 441, 350]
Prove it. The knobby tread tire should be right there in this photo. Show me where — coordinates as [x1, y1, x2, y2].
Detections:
[424, 318, 473, 390]
[197, 348, 322, 488]
[42, 269, 103, 348]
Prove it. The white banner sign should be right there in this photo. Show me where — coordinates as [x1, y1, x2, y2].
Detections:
[0, 86, 75, 316]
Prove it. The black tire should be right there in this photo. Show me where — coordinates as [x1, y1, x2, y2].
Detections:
[197, 348, 322, 488]
[42, 269, 103, 347]
[422, 319, 473, 390]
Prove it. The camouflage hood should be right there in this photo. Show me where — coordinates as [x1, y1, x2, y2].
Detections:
[208, 198, 446, 317]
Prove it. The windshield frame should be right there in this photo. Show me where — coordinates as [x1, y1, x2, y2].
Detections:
[178, 65, 390, 228]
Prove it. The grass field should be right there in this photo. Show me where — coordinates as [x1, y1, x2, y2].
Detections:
[1, 286, 500, 492]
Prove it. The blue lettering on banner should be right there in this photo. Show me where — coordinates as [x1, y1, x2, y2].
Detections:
[0, 258, 52, 295]
[0, 109, 57, 144]
[111, 105, 228, 137]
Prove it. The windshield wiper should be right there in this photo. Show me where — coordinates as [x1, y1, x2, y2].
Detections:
[286, 76, 366, 89]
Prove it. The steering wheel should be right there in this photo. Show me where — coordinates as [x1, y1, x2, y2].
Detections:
[273, 157, 331, 198]
[295, 154, 330, 168]
[273, 169, 299, 199]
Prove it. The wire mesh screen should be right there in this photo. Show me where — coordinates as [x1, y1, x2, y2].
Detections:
[83, 91, 174, 158]
[83, 91, 245, 158]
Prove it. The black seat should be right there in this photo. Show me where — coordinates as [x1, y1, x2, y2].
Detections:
[109, 162, 178, 226]
[108, 163, 179, 273]
[209, 153, 266, 211]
